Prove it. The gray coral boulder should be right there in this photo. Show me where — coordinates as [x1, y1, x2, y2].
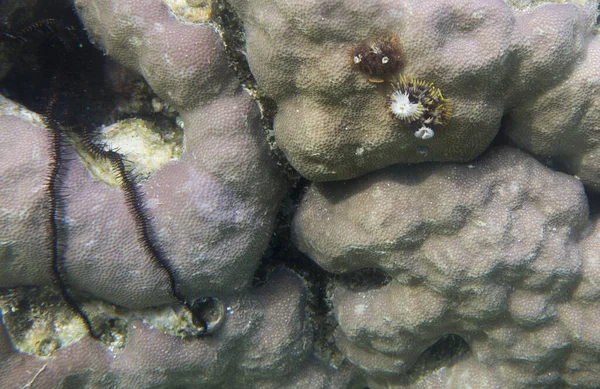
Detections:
[293, 146, 600, 388]
[230, 0, 599, 184]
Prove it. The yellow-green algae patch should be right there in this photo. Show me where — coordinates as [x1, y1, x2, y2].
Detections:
[0, 287, 88, 357]
[98, 118, 183, 180]
[0, 287, 224, 357]
[137, 298, 226, 338]
[163, 0, 212, 24]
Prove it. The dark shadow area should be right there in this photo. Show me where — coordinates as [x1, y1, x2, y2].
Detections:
[0, 0, 114, 128]
[406, 334, 471, 381]
[334, 268, 393, 292]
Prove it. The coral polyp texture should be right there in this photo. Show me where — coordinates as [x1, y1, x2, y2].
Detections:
[293, 147, 600, 388]
[0, 269, 355, 388]
[229, 0, 600, 182]
[0, 103, 54, 288]
[70, 0, 286, 304]
[3, 0, 600, 388]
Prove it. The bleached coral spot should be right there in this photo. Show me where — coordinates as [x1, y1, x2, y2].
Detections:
[354, 304, 367, 315]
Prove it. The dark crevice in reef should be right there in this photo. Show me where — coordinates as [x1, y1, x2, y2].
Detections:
[0, 1, 165, 129]
[405, 334, 471, 382]
[211, 0, 341, 352]
[586, 189, 600, 216]
[210, 0, 257, 92]
[359, 335, 472, 389]
[252, 178, 312, 289]
[213, 0, 338, 351]
[251, 176, 341, 365]
[252, 176, 327, 301]
[334, 268, 393, 292]
[493, 113, 517, 148]
[211, 0, 299, 181]
[0, 0, 113, 128]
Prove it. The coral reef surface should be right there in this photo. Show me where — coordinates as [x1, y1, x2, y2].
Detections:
[1, 0, 600, 388]
[230, 0, 600, 184]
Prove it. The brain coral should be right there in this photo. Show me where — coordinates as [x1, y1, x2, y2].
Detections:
[229, 0, 599, 183]
[293, 146, 600, 388]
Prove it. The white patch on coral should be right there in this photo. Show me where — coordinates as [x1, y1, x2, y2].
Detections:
[414, 126, 435, 140]
[390, 91, 423, 122]
[96, 118, 183, 183]
[354, 304, 367, 316]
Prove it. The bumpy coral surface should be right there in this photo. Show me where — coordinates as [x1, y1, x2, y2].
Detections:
[2, 0, 600, 388]
[293, 147, 600, 388]
[0, 100, 55, 288]
[230, 0, 599, 183]
[32, 0, 283, 307]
